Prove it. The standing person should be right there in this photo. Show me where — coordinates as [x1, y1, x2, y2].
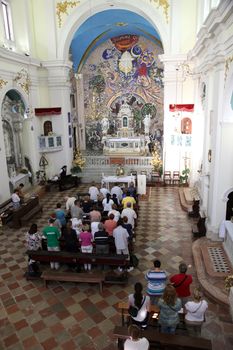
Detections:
[62, 220, 78, 252]
[185, 289, 208, 337]
[17, 183, 25, 203]
[121, 202, 137, 229]
[111, 183, 123, 202]
[109, 203, 121, 222]
[71, 200, 84, 220]
[124, 324, 149, 350]
[59, 165, 67, 191]
[42, 219, 61, 270]
[11, 189, 21, 209]
[103, 213, 117, 236]
[128, 282, 151, 329]
[89, 205, 101, 222]
[128, 182, 137, 198]
[64, 196, 76, 213]
[79, 224, 93, 271]
[88, 182, 99, 202]
[113, 218, 129, 268]
[25, 223, 42, 277]
[102, 193, 114, 216]
[121, 191, 136, 209]
[145, 260, 167, 305]
[170, 262, 193, 307]
[55, 203, 66, 227]
[81, 195, 93, 215]
[158, 284, 182, 334]
[99, 184, 109, 198]
[94, 223, 109, 255]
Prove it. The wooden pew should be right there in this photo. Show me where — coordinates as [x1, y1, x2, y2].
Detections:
[26, 250, 129, 284]
[9, 197, 42, 228]
[42, 271, 104, 293]
[113, 326, 212, 350]
[118, 302, 159, 327]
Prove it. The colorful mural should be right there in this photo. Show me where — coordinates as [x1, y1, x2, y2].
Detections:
[81, 34, 164, 153]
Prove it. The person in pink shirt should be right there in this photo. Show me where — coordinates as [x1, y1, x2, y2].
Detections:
[103, 213, 117, 236]
[79, 224, 93, 271]
[89, 205, 101, 222]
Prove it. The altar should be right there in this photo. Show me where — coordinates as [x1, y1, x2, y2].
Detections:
[103, 136, 147, 155]
[101, 175, 135, 190]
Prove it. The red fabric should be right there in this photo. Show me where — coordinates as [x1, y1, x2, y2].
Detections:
[111, 35, 138, 52]
[169, 104, 194, 112]
[170, 273, 192, 297]
[35, 108, 61, 116]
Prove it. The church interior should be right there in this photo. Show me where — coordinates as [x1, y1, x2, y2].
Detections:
[0, 0, 233, 349]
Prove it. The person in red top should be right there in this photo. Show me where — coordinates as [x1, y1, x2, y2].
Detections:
[103, 213, 117, 236]
[170, 263, 192, 307]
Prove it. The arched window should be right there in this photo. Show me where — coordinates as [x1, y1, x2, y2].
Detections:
[181, 118, 192, 134]
[43, 121, 53, 136]
[123, 116, 128, 127]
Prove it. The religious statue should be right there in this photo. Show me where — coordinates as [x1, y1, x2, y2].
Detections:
[101, 117, 109, 135]
[143, 114, 151, 134]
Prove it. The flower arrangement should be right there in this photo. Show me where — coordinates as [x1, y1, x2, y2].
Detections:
[70, 148, 85, 174]
[225, 275, 233, 292]
[151, 144, 163, 176]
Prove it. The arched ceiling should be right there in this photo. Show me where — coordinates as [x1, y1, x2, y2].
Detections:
[70, 9, 162, 72]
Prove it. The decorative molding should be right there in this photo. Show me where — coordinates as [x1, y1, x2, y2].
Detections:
[56, 1, 80, 28]
[149, 0, 169, 22]
[224, 55, 233, 82]
[13, 68, 31, 95]
[0, 78, 7, 89]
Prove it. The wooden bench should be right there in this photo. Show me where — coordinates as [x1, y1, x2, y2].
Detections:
[20, 204, 43, 226]
[42, 271, 104, 293]
[113, 326, 212, 350]
[118, 302, 159, 326]
[26, 250, 129, 284]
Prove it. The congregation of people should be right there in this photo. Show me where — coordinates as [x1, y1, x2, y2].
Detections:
[25, 180, 208, 349]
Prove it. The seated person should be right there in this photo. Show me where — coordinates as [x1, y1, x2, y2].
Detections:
[17, 183, 25, 203]
[124, 324, 149, 350]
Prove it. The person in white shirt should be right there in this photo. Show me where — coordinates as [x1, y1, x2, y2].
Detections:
[64, 196, 76, 212]
[121, 202, 137, 228]
[109, 204, 121, 222]
[88, 182, 99, 202]
[113, 218, 129, 255]
[185, 288, 208, 337]
[102, 193, 114, 215]
[11, 190, 21, 209]
[124, 324, 149, 350]
[110, 184, 123, 202]
[99, 184, 109, 198]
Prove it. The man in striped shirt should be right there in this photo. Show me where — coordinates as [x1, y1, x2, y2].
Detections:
[145, 259, 167, 304]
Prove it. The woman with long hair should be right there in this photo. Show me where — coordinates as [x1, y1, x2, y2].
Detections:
[25, 224, 42, 251]
[128, 282, 150, 329]
[185, 288, 208, 337]
[124, 324, 149, 350]
[158, 284, 182, 334]
[102, 192, 114, 217]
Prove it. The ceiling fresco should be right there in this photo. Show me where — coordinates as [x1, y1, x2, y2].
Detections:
[70, 9, 162, 72]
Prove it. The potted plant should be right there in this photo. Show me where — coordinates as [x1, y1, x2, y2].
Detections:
[180, 168, 190, 186]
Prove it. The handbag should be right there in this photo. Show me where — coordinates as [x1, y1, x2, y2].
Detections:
[128, 296, 146, 317]
[173, 275, 188, 288]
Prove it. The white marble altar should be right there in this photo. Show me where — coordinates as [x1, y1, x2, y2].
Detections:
[103, 136, 146, 155]
[101, 175, 135, 190]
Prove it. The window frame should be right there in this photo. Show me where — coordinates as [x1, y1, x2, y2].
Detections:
[1, 0, 14, 42]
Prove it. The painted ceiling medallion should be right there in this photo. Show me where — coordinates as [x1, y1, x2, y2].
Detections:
[56, 1, 79, 28]
[118, 51, 133, 75]
[115, 22, 128, 27]
[149, 0, 169, 22]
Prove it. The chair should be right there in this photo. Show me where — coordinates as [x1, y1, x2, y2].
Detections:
[172, 171, 180, 185]
[163, 171, 171, 185]
[151, 171, 160, 184]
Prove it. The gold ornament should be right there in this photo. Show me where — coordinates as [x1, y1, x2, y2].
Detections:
[225, 275, 233, 292]
[0, 79, 7, 89]
[13, 68, 31, 95]
[149, 0, 169, 22]
[56, 1, 79, 27]
[151, 143, 163, 174]
[72, 148, 85, 169]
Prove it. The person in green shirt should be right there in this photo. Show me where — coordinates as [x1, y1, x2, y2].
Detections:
[42, 218, 61, 269]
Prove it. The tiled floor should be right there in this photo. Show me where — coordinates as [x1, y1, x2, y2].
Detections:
[0, 185, 233, 349]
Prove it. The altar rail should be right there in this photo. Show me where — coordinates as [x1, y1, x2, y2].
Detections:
[84, 156, 153, 168]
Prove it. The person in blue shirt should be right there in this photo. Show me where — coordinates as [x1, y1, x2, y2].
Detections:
[55, 202, 66, 227]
